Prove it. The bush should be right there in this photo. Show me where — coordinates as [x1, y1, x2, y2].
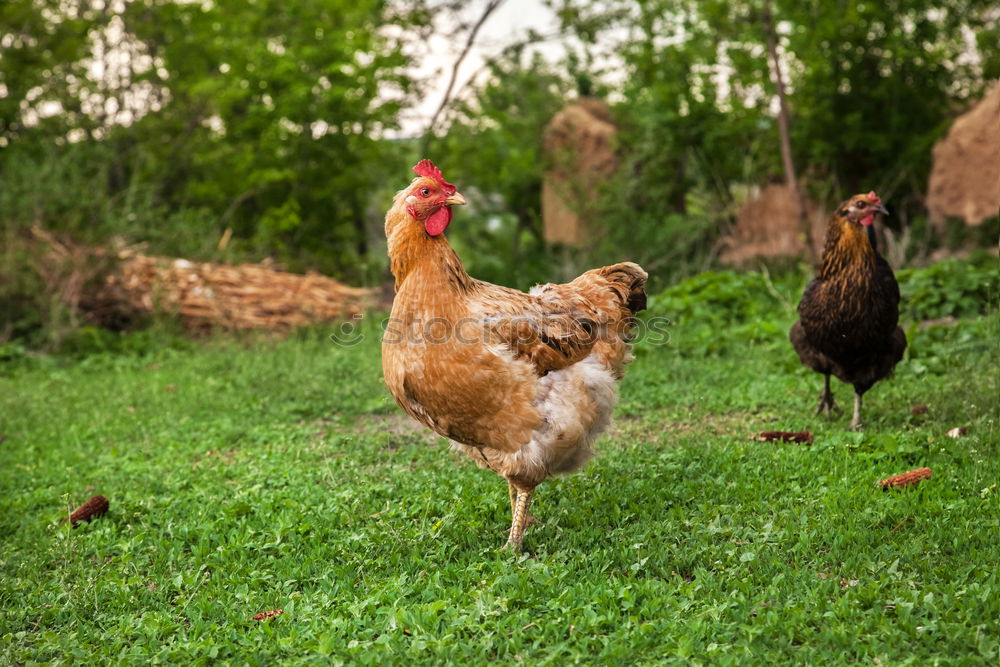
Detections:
[896, 254, 1000, 322]
[645, 269, 803, 355]
[645, 256, 998, 356]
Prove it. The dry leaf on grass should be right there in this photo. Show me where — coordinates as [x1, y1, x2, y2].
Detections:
[878, 468, 933, 489]
[64, 495, 110, 527]
[252, 609, 284, 622]
[756, 430, 814, 444]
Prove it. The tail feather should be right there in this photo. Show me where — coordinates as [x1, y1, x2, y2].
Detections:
[599, 262, 648, 315]
[627, 287, 647, 315]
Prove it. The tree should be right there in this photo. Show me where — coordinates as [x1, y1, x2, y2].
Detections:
[438, 47, 575, 287]
[551, 0, 999, 234]
[119, 0, 423, 276]
[0, 1, 93, 146]
[777, 0, 997, 215]
[549, 0, 777, 280]
[2, 0, 432, 281]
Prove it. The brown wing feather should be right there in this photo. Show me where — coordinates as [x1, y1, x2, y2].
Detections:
[473, 262, 647, 377]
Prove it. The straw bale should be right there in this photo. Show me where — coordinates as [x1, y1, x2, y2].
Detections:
[927, 82, 1000, 228]
[30, 228, 379, 332]
[542, 98, 618, 246]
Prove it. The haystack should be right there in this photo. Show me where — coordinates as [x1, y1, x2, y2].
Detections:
[103, 253, 378, 332]
[542, 98, 618, 246]
[927, 82, 1000, 228]
[718, 184, 824, 265]
[31, 228, 379, 332]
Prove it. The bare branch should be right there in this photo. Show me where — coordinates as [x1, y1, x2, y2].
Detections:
[420, 0, 506, 154]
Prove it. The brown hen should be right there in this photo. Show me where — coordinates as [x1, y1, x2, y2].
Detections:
[382, 160, 647, 551]
[790, 191, 907, 429]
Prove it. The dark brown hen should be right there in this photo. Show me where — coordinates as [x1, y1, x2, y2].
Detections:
[790, 191, 906, 429]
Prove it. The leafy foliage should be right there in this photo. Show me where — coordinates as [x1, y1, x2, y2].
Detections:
[645, 269, 801, 355]
[1, 0, 998, 345]
[776, 0, 997, 211]
[119, 0, 418, 275]
[1, 0, 426, 279]
[897, 254, 1000, 321]
[0, 1, 93, 144]
[553, 0, 998, 236]
[647, 257, 999, 356]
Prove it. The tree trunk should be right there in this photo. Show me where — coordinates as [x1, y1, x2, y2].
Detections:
[762, 0, 813, 257]
[352, 201, 368, 258]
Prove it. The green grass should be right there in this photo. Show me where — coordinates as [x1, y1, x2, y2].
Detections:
[1, 277, 999, 664]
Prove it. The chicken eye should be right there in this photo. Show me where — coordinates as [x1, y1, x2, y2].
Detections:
[857, 201, 867, 209]
[420, 188, 430, 197]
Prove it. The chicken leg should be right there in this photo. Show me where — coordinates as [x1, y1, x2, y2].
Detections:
[849, 392, 863, 430]
[507, 481, 540, 529]
[817, 374, 841, 416]
[503, 486, 535, 552]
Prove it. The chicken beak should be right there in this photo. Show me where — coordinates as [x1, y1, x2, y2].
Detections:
[874, 204, 889, 216]
[445, 192, 467, 207]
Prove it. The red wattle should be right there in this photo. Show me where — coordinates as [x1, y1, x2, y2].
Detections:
[425, 207, 452, 236]
[860, 214, 875, 226]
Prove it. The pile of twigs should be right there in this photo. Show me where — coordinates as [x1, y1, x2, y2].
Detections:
[107, 252, 377, 332]
[31, 227, 379, 332]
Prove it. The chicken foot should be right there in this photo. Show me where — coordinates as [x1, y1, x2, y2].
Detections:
[503, 486, 535, 552]
[816, 374, 841, 416]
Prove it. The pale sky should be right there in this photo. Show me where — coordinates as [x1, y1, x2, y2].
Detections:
[398, 0, 564, 136]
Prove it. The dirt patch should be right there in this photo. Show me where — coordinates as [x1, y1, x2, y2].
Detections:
[605, 409, 760, 443]
[306, 412, 433, 444]
[353, 412, 430, 437]
[344, 412, 438, 450]
[927, 82, 1000, 228]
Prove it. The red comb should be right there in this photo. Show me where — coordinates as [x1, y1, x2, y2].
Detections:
[413, 159, 455, 193]
[867, 190, 881, 204]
